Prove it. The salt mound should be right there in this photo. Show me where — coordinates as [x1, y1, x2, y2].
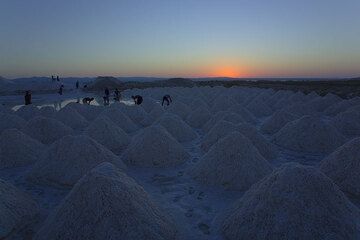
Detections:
[186, 106, 211, 128]
[201, 121, 238, 152]
[211, 96, 236, 113]
[324, 98, 359, 116]
[85, 116, 130, 155]
[149, 104, 165, 120]
[332, 110, 360, 137]
[273, 115, 346, 153]
[0, 113, 26, 134]
[141, 97, 158, 113]
[228, 104, 257, 124]
[55, 106, 89, 130]
[246, 98, 273, 117]
[15, 105, 40, 120]
[203, 112, 244, 133]
[27, 135, 126, 187]
[0, 129, 44, 169]
[191, 132, 272, 191]
[119, 105, 153, 127]
[166, 101, 191, 120]
[102, 108, 138, 133]
[237, 123, 278, 160]
[260, 109, 298, 135]
[283, 102, 318, 117]
[320, 137, 360, 197]
[34, 162, 177, 240]
[23, 116, 73, 144]
[0, 179, 39, 239]
[67, 103, 103, 121]
[39, 106, 56, 118]
[188, 98, 209, 111]
[305, 93, 341, 113]
[156, 114, 197, 143]
[220, 163, 360, 240]
[202, 111, 227, 133]
[122, 125, 189, 167]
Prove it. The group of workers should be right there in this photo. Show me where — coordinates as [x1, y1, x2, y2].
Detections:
[24, 79, 173, 108]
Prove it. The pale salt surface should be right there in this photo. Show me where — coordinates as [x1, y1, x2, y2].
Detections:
[27, 135, 126, 187]
[191, 132, 272, 191]
[34, 163, 177, 240]
[156, 114, 198, 143]
[0, 128, 44, 169]
[1, 86, 360, 239]
[23, 116, 74, 144]
[220, 163, 360, 240]
[0, 178, 40, 239]
[320, 137, 360, 198]
[121, 125, 190, 167]
[84, 115, 130, 155]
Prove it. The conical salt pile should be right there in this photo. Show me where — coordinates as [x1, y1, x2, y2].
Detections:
[102, 107, 138, 133]
[320, 137, 360, 197]
[34, 162, 177, 240]
[0, 179, 40, 239]
[39, 106, 56, 118]
[228, 104, 257, 124]
[272, 115, 346, 153]
[55, 105, 89, 130]
[186, 106, 211, 128]
[85, 116, 130, 155]
[220, 163, 360, 240]
[332, 110, 360, 137]
[156, 114, 197, 143]
[166, 101, 191, 120]
[122, 125, 189, 167]
[0, 129, 44, 169]
[23, 116, 73, 144]
[27, 135, 126, 187]
[201, 121, 238, 152]
[0, 113, 26, 134]
[191, 132, 272, 191]
[238, 123, 278, 160]
[260, 109, 298, 135]
[15, 105, 40, 120]
[67, 103, 104, 121]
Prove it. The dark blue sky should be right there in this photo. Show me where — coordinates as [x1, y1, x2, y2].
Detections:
[1, 0, 359, 78]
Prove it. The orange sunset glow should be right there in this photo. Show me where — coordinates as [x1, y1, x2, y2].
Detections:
[211, 65, 247, 78]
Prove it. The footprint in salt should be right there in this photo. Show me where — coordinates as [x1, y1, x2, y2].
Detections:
[188, 186, 195, 195]
[198, 222, 210, 235]
[197, 191, 205, 200]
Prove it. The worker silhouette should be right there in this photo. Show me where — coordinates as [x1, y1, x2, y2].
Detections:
[162, 94, 172, 106]
[131, 95, 143, 105]
[24, 91, 32, 105]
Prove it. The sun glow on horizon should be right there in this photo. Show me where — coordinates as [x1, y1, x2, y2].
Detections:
[210, 65, 248, 78]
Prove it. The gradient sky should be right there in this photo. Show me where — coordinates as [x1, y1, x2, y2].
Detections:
[1, 0, 359, 78]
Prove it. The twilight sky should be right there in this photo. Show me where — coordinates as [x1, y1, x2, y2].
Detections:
[1, 0, 359, 78]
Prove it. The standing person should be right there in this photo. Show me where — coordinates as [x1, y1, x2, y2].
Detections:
[51, 75, 55, 81]
[104, 87, 110, 105]
[58, 85, 64, 95]
[24, 91, 32, 105]
[56, 76, 60, 82]
[162, 94, 172, 106]
[76, 81, 79, 89]
[114, 88, 121, 101]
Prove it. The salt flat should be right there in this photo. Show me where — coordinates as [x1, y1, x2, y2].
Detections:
[1, 85, 360, 239]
